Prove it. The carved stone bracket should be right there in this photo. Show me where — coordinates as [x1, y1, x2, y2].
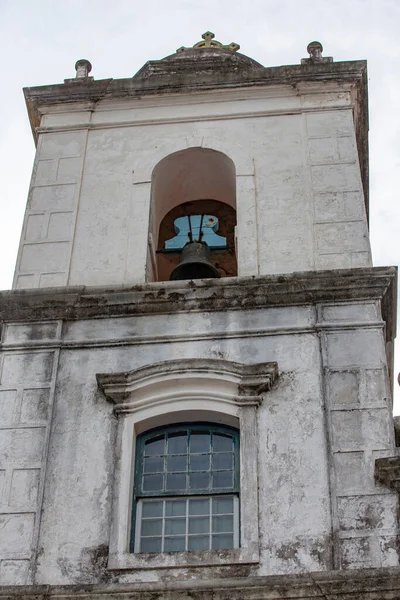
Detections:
[375, 456, 400, 493]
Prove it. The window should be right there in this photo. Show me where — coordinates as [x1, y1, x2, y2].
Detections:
[132, 423, 240, 553]
[97, 358, 278, 570]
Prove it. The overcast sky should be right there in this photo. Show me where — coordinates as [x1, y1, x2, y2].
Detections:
[0, 0, 399, 406]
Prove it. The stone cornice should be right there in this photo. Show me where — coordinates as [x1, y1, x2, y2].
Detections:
[0, 267, 396, 327]
[24, 61, 366, 111]
[24, 60, 366, 110]
[2, 566, 400, 599]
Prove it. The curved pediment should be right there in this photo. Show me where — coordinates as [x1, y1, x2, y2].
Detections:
[96, 358, 278, 414]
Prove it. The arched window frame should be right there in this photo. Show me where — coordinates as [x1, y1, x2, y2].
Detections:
[132, 423, 240, 553]
[97, 358, 278, 571]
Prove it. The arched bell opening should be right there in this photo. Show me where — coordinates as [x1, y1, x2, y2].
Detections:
[148, 148, 237, 282]
[157, 200, 237, 281]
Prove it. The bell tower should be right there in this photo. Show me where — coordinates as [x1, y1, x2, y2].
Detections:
[0, 33, 399, 598]
[14, 33, 372, 289]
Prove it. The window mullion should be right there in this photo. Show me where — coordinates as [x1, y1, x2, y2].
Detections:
[185, 497, 189, 551]
[233, 495, 239, 548]
[161, 498, 166, 552]
[135, 500, 142, 552]
[209, 497, 213, 550]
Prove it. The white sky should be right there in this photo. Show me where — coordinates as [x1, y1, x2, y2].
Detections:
[0, 0, 399, 407]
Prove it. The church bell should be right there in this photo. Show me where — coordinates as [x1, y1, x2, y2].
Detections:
[170, 241, 220, 281]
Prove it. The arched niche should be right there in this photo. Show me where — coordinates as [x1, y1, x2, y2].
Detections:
[148, 148, 237, 282]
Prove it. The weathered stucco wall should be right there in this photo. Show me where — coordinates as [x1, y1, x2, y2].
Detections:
[0, 290, 396, 585]
[4, 53, 394, 590]
[13, 86, 370, 290]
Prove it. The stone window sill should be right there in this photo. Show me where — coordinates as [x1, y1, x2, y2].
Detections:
[108, 547, 259, 570]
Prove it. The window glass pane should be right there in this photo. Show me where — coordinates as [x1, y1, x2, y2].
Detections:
[212, 453, 233, 470]
[212, 497, 233, 514]
[189, 498, 210, 515]
[136, 494, 237, 553]
[212, 471, 233, 489]
[165, 518, 186, 535]
[190, 454, 210, 471]
[144, 457, 164, 473]
[166, 473, 186, 491]
[143, 474, 163, 491]
[141, 537, 162, 552]
[212, 534, 233, 550]
[134, 424, 239, 554]
[190, 472, 210, 490]
[167, 455, 187, 472]
[190, 432, 210, 453]
[213, 433, 233, 452]
[165, 537, 186, 552]
[142, 501, 163, 518]
[166, 500, 186, 516]
[141, 519, 163, 536]
[167, 432, 187, 454]
[144, 435, 165, 456]
[188, 535, 209, 550]
[188, 516, 210, 534]
[212, 515, 233, 533]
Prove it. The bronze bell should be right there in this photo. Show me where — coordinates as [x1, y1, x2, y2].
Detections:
[170, 241, 220, 281]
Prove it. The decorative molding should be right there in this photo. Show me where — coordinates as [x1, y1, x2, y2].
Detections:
[34, 104, 353, 136]
[97, 359, 278, 415]
[0, 321, 387, 353]
[0, 267, 396, 323]
[24, 61, 366, 111]
[2, 566, 400, 599]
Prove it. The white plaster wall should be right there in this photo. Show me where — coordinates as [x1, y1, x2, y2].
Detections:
[0, 301, 396, 585]
[13, 86, 371, 289]
[13, 132, 87, 290]
[320, 302, 397, 570]
[33, 307, 332, 584]
[0, 323, 61, 585]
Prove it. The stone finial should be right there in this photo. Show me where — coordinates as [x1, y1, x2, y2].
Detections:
[177, 31, 240, 53]
[307, 41, 323, 60]
[75, 59, 92, 78]
[64, 59, 94, 84]
[301, 41, 333, 64]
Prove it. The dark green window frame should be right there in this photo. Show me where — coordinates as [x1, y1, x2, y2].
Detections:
[131, 422, 240, 553]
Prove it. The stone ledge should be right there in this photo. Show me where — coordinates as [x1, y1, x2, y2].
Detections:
[2, 567, 400, 599]
[0, 267, 397, 324]
[24, 60, 367, 109]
